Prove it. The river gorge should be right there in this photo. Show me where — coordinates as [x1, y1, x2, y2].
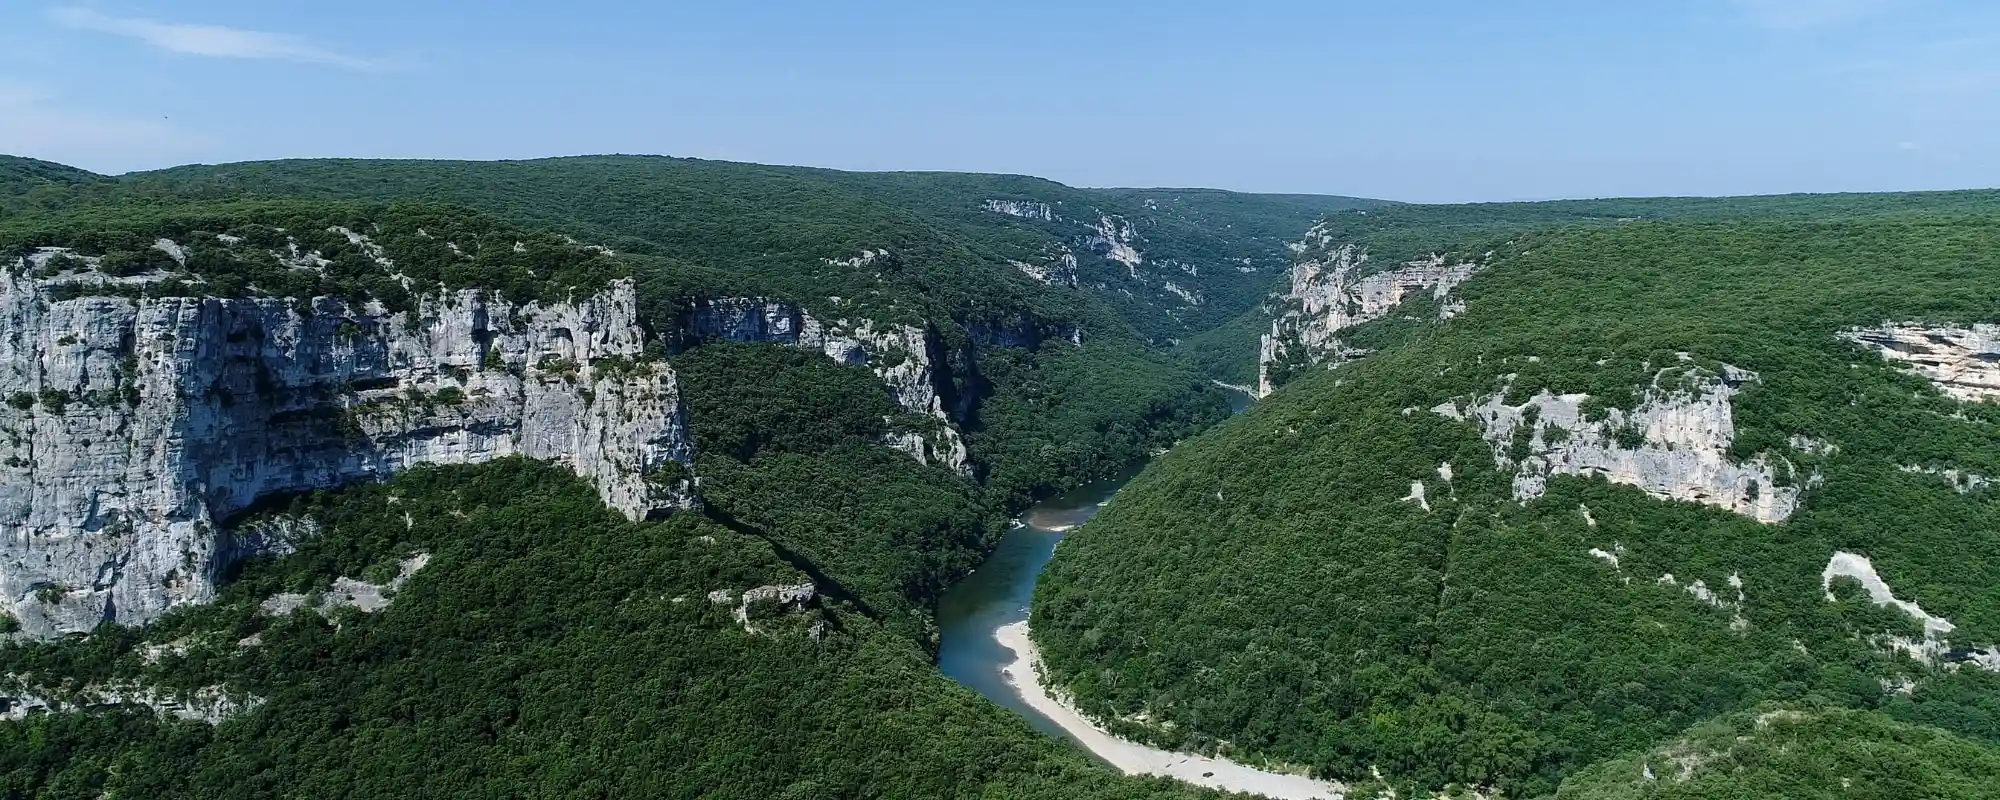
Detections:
[934, 390, 1343, 800]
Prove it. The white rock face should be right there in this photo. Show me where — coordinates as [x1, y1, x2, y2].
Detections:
[1400, 480, 1431, 511]
[1437, 366, 1801, 523]
[260, 552, 430, 617]
[707, 580, 819, 636]
[1162, 281, 1201, 306]
[1824, 552, 1954, 638]
[0, 680, 256, 724]
[1259, 236, 1482, 396]
[1011, 247, 1080, 288]
[823, 249, 888, 269]
[676, 297, 971, 475]
[1843, 323, 2000, 403]
[983, 199, 1059, 222]
[1087, 215, 1145, 276]
[1819, 551, 1986, 666]
[0, 266, 695, 638]
[1899, 464, 1991, 494]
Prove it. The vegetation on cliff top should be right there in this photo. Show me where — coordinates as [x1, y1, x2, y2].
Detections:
[0, 200, 629, 310]
[8, 155, 1379, 345]
[1034, 211, 2000, 796]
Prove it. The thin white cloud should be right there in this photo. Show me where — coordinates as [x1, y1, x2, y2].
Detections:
[48, 7, 389, 71]
[1732, 0, 1910, 30]
[0, 78, 204, 168]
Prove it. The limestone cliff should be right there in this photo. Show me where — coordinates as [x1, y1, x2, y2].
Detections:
[674, 297, 973, 474]
[0, 257, 693, 638]
[0, 679, 255, 724]
[1435, 364, 1803, 524]
[1821, 551, 2000, 671]
[1086, 214, 1145, 276]
[1259, 231, 1482, 395]
[1842, 323, 2000, 403]
[1010, 247, 1081, 288]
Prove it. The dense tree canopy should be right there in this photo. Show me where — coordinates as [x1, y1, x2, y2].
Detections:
[0, 460, 1248, 799]
[1035, 212, 2000, 796]
[5, 153, 1999, 798]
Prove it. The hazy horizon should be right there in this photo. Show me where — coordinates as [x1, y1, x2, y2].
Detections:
[24, 150, 1999, 207]
[5, 1, 1998, 203]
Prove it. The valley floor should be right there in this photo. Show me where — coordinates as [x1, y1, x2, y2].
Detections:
[994, 621, 1346, 800]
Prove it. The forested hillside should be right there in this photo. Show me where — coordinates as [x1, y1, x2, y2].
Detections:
[1194, 189, 2000, 387]
[0, 460, 1243, 798]
[0, 155, 1268, 797]
[69, 156, 1376, 344]
[1035, 210, 2000, 796]
[1553, 704, 2000, 799]
[7, 151, 1999, 799]
[0, 156, 106, 206]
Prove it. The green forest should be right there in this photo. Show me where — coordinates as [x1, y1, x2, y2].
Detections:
[0, 199, 628, 307]
[0, 459, 1244, 799]
[17, 154, 1374, 345]
[1034, 212, 2000, 796]
[1552, 704, 2000, 799]
[0, 156, 1257, 798]
[4, 152, 1999, 799]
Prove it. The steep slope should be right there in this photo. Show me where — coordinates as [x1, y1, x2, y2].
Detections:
[0, 183, 1252, 796]
[0, 190, 1236, 639]
[1033, 211, 2000, 795]
[1554, 705, 2000, 799]
[21, 154, 1320, 532]
[0, 459, 1240, 799]
[1215, 190, 2000, 389]
[0, 201, 693, 637]
[105, 156, 1379, 346]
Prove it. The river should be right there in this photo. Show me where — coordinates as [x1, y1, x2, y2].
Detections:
[934, 389, 1344, 799]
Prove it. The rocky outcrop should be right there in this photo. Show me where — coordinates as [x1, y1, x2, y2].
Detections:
[1011, 247, 1080, 288]
[1259, 235, 1482, 395]
[1842, 323, 2000, 403]
[707, 581, 822, 638]
[1086, 215, 1145, 276]
[0, 262, 695, 638]
[983, 199, 1060, 222]
[1821, 551, 1997, 671]
[1899, 465, 1991, 494]
[260, 552, 430, 618]
[0, 680, 256, 724]
[1823, 551, 1956, 663]
[675, 297, 971, 474]
[1435, 365, 1802, 523]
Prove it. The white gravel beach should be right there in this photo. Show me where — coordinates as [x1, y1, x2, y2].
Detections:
[993, 621, 1346, 800]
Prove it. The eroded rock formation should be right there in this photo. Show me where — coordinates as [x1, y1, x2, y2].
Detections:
[1435, 365, 1802, 523]
[1086, 215, 1145, 275]
[1011, 247, 1080, 288]
[1842, 323, 2000, 403]
[0, 680, 256, 724]
[982, 199, 1060, 222]
[0, 261, 694, 638]
[675, 297, 972, 474]
[1259, 233, 1482, 395]
[259, 552, 431, 618]
[1822, 551, 1999, 671]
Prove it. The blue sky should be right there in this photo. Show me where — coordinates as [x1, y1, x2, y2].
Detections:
[1, 1, 1996, 202]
